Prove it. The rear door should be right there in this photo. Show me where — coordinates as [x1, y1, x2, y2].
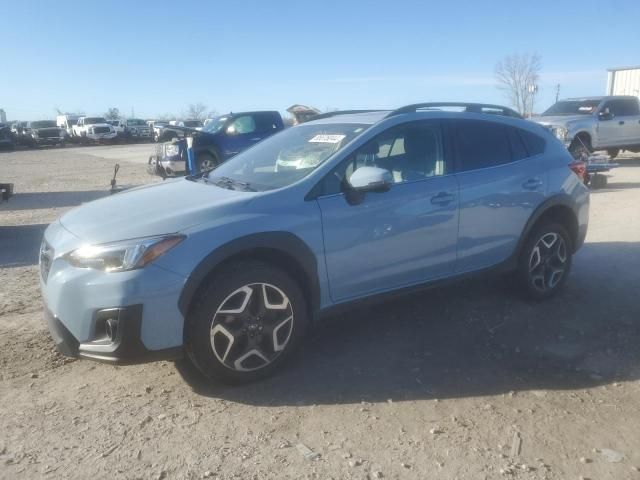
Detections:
[317, 120, 459, 302]
[599, 99, 638, 146]
[453, 119, 547, 273]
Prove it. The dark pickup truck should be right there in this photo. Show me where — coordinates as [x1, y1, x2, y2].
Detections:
[148, 111, 284, 177]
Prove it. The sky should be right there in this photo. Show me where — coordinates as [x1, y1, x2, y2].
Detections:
[1, 0, 640, 121]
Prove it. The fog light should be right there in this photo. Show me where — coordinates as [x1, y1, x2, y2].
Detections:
[105, 318, 119, 342]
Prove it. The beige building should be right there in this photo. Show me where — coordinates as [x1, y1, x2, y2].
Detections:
[606, 66, 640, 98]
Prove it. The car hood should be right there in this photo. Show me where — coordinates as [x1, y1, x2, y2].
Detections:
[59, 178, 253, 243]
[86, 123, 112, 128]
[532, 115, 589, 126]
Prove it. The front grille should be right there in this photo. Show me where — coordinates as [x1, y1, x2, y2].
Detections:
[40, 240, 53, 282]
[93, 126, 110, 134]
[39, 128, 60, 138]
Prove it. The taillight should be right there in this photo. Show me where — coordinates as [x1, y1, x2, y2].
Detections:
[569, 160, 586, 180]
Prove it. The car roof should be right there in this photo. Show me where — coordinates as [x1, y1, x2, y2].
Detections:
[306, 111, 390, 125]
[305, 102, 529, 127]
[564, 95, 638, 101]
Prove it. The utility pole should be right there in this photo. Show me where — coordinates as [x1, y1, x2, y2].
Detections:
[555, 84, 561, 103]
[131, 106, 135, 118]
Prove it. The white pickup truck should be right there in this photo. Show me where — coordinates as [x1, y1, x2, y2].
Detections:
[71, 116, 117, 141]
[533, 96, 640, 159]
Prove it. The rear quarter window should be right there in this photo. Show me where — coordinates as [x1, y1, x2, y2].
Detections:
[518, 129, 546, 157]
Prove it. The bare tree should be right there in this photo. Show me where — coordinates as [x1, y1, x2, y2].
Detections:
[104, 107, 120, 120]
[495, 53, 541, 116]
[186, 103, 208, 121]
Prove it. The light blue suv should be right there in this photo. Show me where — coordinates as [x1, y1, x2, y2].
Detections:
[40, 103, 589, 383]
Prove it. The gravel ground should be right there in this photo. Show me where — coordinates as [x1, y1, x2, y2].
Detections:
[1, 145, 639, 480]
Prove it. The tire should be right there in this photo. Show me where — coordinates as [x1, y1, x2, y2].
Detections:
[186, 260, 309, 384]
[568, 136, 591, 160]
[196, 152, 218, 173]
[606, 148, 619, 159]
[517, 223, 572, 300]
[590, 174, 607, 189]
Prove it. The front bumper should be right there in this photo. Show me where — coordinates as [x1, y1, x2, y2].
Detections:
[33, 137, 64, 145]
[45, 305, 182, 364]
[86, 132, 117, 141]
[148, 154, 186, 177]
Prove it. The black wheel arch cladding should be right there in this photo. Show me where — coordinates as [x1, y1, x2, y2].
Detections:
[178, 232, 321, 321]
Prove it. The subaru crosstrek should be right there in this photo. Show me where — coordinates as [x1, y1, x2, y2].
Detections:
[40, 103, 589, 383]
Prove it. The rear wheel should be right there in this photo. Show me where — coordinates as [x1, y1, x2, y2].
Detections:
[606, 148, 620, 159]
[186, 260, 308, 384]
[517, 223, 572, 300]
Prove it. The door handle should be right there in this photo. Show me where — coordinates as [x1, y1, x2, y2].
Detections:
[250, 137, 262, 141]
[618, 121, 625, 125]
[430, 192, 455, 205]
[522, 178, 542, 190]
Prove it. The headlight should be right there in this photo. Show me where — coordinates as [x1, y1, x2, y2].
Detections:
[65, 235, 185, 272]
[165, 144, 180, 157]
[31, 131, 39, 138]
[550, 126, 568, 142]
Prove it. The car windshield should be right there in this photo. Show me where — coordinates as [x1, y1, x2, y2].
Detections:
[85, 117, 106, 124]
[31, 121, 56, 128]
[202, 116, 228, 133]
[127, 119, 146, 126]
[183, 120, 202, 128]
[206, 123, 368, 191]
[542, 100, 601, 116]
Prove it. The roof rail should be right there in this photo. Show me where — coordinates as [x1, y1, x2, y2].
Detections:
[308, 109, 387, 121]
[386, 102, 523, 119]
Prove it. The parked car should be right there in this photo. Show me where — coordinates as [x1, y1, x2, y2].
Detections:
[41, 102, 589, 384]
[533, 96, 640, 159]
[148, 111, 284, 177]
[0, 123, 16, 149]
[149, 120, 170, 142]
[10, 121, 28, 143]
[11, 121, 64, 146]
[56, 114, 81, 138]
[122, 118, 152, 140]
[71, 116, 117, 142]
[107, 120, 125, 136]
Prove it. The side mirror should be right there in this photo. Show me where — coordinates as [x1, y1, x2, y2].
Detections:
[225, 125, 237, 135]
[349, 166, 393, 193]
[598, 109, 613, 121]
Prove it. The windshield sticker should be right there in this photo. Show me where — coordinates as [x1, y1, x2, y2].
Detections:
[309, 134, 346, 144]
[578, 106, 594, 112]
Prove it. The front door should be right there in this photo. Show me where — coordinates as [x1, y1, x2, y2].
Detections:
[316, 120, 459, 303]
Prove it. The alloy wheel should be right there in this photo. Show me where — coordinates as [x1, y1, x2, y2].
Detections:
[210, 283, 294, 372]
[199, 157, 215, 171]
[528, 232, 568, 292]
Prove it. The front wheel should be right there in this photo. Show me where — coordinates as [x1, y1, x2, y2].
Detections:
[568, 136, 591, 160]
[517, 223, 572, 300]
[197, 152, 218, 173]
[186, 260, 308, 384]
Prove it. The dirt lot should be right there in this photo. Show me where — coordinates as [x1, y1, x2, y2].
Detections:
[1, 145, 639, 480]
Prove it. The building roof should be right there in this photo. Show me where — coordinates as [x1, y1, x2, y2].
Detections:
[607, 65, 640, 72]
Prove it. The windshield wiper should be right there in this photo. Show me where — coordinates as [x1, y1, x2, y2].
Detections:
[212, 176, 256, 192]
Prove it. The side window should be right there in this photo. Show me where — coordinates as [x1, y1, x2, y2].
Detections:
[227, 115, 257, 135]
[321, 121, 446, 194]
[253, 113, 280, 133]
[519, 129, 546, 157]
[507, 127, 528, 161]
[605, 99, 640, 116]
[455, 120, 511, 171]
